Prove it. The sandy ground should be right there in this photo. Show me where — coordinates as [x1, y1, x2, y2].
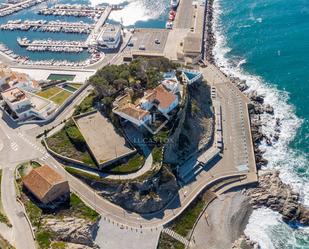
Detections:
[191, 191, 252, 249]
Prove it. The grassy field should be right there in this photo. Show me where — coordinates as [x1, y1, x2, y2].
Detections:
[47, 74, 75, 81]
[171, 197, 205, 237]
[46, 124, 96, 167]
[107, 154, 145, 174]
[157, 233, 185, 249]
[50, 90, 72, 105]
[0, 170, 11, 227]
[36, 87, 62, 99]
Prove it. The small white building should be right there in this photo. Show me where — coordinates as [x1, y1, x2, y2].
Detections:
[97, 24, 122, 50]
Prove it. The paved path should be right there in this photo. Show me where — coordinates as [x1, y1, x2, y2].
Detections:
[162, 228, 189, 246]
[1, 167, 36, 249]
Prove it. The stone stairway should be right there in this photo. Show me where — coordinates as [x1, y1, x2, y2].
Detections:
[162, 228, 190, 247]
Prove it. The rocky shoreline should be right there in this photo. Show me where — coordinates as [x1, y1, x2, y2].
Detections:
[204, 0, 309, 247]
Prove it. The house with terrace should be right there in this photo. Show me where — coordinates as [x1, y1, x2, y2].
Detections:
[113, 83, 179, 133]
[1, 87, 57, 121]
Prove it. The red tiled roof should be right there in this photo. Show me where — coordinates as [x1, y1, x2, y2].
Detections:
[119, 103, 150, 120]
[22, 165, 67, 201]
[144, 85, 177, 109]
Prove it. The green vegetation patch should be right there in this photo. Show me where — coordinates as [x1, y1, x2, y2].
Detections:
[51, 241, 66, 249]
[50, 90, 72, 105]
[36, 87, 62, 99]
[74, 93, 95, 116]
[152, 146, 163, 164]
[171, 197, 205, 237]
[157, 232, 185, 249]
[36, 230, 53, 249]
[107, 154, 145, 174]
[69, 193, 99, 222]
[45, 120, 96, 167]
[47, 74, 75, 81]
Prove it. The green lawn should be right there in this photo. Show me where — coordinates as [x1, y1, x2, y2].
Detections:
[47, 74, 75, 81]
[152, 146, 163, 164]
[36, 87, 62, 99]
[45, 122, 96, 167]
[68, 83, 82, 89]
[171, 198, 205, 237]
[50, 90, 72, 105]
[108, 154, 145, 174]
[157, 233, 185, 249]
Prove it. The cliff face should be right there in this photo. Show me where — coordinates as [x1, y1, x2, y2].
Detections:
[164, 82, 214, 165]
[84, 166, 179, 214]
[43, 217, 99, 248]
[245, 171, 309, 225]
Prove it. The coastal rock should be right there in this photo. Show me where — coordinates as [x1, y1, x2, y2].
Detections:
[245, 170, 309, 225]
[92, 167, 179, 214]
[43, 217, 98, 247]
[232, 235, 260, 249]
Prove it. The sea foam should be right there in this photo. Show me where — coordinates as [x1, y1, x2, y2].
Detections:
[212, 0, 309, 205]
[213, 0, 309, 247]
[89, 0, 167, 26]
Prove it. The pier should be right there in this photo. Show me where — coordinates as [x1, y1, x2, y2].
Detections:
[0, 20, 94, 34]
[86, 6, 112, 46]
[0, 0, 47, 17]
[17, 38, 88, 53]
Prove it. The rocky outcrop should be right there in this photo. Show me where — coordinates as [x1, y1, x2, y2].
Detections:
[43, 217, 98, 247]
[232, 235, 260, 249]
[81, 166, 179, 214]
[205, 0, 215, 63]
[245, 170, 309, 225]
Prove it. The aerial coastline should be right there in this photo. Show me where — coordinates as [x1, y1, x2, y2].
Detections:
[0, 0, 308, 248]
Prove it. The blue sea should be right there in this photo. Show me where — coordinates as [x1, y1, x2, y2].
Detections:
[212, 0, 309, 248]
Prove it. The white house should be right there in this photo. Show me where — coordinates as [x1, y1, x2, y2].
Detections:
[97, 24, 122, 50]
[113, 103, 151, 127]
[140, 85, 179, 115]
[1, 87, 56, 121]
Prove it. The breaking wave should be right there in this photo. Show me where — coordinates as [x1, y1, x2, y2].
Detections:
[89, 0, 168, 26]
[212, 0, 309, 248]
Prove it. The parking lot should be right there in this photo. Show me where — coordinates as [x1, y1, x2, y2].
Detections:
[125, 29, 169, 55]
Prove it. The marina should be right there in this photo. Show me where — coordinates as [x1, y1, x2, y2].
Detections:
[0, 0, 47, 17]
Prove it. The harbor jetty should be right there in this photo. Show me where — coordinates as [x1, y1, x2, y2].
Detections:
[0, 20, 94, 34]
[17, 38, 87, 53]
[0, 0, 47, 17]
